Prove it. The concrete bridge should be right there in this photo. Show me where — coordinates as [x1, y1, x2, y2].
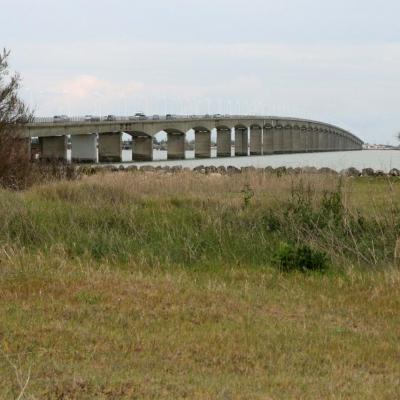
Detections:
[23, 115, 363, 163]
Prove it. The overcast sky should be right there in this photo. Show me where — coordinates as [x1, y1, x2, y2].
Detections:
[1, 0, 399, 144]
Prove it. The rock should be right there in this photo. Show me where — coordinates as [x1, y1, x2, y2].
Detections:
[301, 166, 318, 174]
[389, 168, 400, 177]
[264, 166, 274, 174]
[275, 166, 287, 176]
[361, 168, 375, 176]
[205, 166, 217, 174]
[375, 170, 386, 177]
[216, 166, 227, 174]
[126, 165, 138, 172]
[241, 166, 256, 173]
[193, 165, 205, 174]
[140, 165, 155, 172]
[341, 167, 361, 177]
[318, 167, 337, 175]
[118, 165, 126, 171]
[286, 167, 295, 175]
[170, 166, 182, 173]
[293, 167, 303, 175]
[227, 165, 241, 174]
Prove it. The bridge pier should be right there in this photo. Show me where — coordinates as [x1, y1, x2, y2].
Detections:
[39, 136, 67, 161]
[195, 129, 211, 158]
[311, 129, 319, 152]
[273, 125, 283, 153]
[167, 133, 185, 160]
[250, 126, 262, 155]
[292, 125, 301, 153]
[322, 130, 329, 151]
[71, 134, 97, 163]
[235, 127, 248, 156]
[263, 126, 273, 154]
[133, 135, 153, 161]
[283, 125, 292, 153]
[217, 128, 231, 157]
[98, 132, 122, 162]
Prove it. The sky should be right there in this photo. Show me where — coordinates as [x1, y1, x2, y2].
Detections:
[1, 0, 399, 144]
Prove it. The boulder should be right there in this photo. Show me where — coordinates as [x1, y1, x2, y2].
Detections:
[389, 168, 400, 177]
[205, 166, 217, 174]
[318, 167, 337, 175]
[140, 165, 155, 172]
[193, 165, 205, 173]
[241, 166, 256, 173]
[341, 167, 361, 177]
[227, 165, 241, 174]
[361, 168, 375, 176]
[301, 166, 318, 174]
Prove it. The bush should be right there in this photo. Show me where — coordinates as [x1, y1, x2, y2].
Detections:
[272, 242, 328, 272]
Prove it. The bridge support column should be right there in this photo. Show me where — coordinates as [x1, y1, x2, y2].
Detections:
[311, 130, 319, 152]
[292, 126, 301, 153]
[133, 135, 153, 161]
[39, 136, 67, 161]
[299, 127, 307, 152]
[317, 130, 323, 151]
[283, 125, 292, 153]
[235, 127, 248, 156]
[321, 131, 329, 151]
[263, 127, 273, 154]
[98, 132, 122, 162]
[71, 134, 97, 163]
[167, 133, 185, 160]
[250, 126, 262, 155]
[273, 126, 283, 153]
[195, 130, 211, 158]
[217, 128, 231, 157]
[306, 128, 314, 152]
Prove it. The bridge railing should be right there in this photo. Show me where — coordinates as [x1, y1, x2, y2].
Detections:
[33, 114, 243, 124]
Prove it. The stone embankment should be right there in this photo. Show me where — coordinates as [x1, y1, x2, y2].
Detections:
[76, 164, 400, 178]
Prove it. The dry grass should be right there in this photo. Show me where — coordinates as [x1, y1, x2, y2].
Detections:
[1, 171, 400, 398]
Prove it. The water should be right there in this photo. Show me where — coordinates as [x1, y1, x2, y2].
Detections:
[124, 149, 400, 172]
[66, 149, 400, 172]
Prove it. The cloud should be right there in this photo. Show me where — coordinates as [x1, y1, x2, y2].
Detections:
[55, 75, 144, 99]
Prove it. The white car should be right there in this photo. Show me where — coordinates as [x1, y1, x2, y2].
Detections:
[84, 115, 100, 122]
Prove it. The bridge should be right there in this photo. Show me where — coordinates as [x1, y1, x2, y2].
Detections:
[23, 115, 363, 163]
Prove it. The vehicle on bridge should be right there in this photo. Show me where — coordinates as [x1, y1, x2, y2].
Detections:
[104, 115, 116, 121]
[129, 112, 147, 121]
[84, 115, 100, 122]
[53, 115, 70, 123]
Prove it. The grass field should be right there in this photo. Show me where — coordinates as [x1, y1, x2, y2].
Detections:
[1, 170, 400, 399]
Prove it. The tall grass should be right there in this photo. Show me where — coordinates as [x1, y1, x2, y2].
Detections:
[0, 170, 398, 269]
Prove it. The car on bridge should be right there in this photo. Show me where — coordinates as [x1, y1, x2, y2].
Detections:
[104, 115, 116, 121]
[53, 115, 70, 123]
[129, 112, 147, 121]
[84, 115, 100, 122]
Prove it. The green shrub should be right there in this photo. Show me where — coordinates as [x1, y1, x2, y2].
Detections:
[272, 242, 328, 272]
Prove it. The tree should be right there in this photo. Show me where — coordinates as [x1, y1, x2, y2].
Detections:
[0, 48, 34, 189]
